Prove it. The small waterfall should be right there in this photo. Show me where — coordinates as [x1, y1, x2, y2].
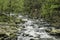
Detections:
[17, 15, 59, 40]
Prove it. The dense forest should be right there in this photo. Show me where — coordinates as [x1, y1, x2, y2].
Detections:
[0, 0, 60, 40]
[0, 0, 60, 26]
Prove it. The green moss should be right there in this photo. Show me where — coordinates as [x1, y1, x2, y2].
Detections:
[0, 23, 19, 39]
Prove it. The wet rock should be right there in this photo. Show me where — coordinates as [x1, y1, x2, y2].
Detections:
[0, 24, 18, 40]
[30, 39, 34, 40]
[46, 27, 60, 36]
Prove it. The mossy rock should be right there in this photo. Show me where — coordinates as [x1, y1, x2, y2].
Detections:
[46, 27, 60, 35]
[50, 29, 60, 34]
[0, 25, 18, 39]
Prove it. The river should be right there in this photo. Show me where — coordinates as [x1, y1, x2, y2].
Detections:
[17, 14, 60, 40]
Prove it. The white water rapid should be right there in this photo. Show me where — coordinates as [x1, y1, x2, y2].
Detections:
[17, 15, 60, 40]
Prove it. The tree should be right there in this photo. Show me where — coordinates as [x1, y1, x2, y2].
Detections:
[24, 0, 41, 18]
[41, 0, 60, 26]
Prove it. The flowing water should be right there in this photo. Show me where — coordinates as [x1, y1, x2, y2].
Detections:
[17, 15, 60, 40]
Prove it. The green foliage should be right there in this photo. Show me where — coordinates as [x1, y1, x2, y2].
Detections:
[0, 0, 24, 22]
[41, 0, 60, 26]
[23, 0, 41, 18]
[0, 0, 60, 28]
